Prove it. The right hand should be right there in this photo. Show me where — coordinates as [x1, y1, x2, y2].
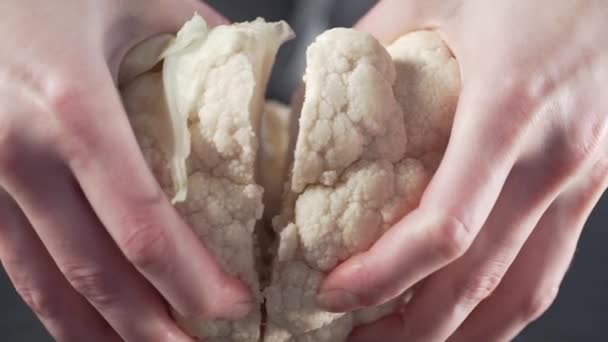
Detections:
[319, 1, 608, 341]
[0, 1, 252, 341]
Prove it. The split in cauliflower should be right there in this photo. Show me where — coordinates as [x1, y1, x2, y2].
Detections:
[118, 14, 460, 342]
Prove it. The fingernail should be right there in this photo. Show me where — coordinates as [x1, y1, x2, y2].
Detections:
[317, 289, 361, 312]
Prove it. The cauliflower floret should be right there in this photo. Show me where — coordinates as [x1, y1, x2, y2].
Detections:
[296, 159, 429, 271]
[265, 29, 459, 342]
[289, 28, 407, 193]
[121, 15, 293, 342]
[388, 31, 461, 165]
[163, 16, 294, 200]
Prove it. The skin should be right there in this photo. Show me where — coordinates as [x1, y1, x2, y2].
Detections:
[1, 1, 606, 341]
[0, 1, 253, 341]
[316, 0, 608, 341]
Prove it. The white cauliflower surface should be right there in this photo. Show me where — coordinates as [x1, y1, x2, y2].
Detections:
[388, 31, 461, 168]
[119, 15, 460, 342]
[120, 15, 293, 342]
[264, 29, 460, 341]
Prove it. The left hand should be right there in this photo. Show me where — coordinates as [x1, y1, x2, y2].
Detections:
[315, 1, 608, 341]
[0, 1, 248, 341]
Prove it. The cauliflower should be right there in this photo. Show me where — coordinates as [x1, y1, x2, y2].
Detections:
[119, 15, 459, 342]
[388, 31, 461, 168]
[264, 29, 460, 341]
[120, 15, 293, 342]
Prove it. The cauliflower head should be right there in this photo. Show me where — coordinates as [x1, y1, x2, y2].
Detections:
[264, 29, 460, 342]
[118, 15, 460, 342]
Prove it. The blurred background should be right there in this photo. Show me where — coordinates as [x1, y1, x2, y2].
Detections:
[1, 0, 606, 340]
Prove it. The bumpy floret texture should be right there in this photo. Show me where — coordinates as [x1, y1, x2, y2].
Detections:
[264, 29, 460, 342]
[120, 15, 292, 342]
[119, 15, 460, 342]
[289, 29, 407, 193]
[389, 31, 461, 167]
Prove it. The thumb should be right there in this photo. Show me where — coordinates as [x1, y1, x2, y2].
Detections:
[355, 0, 449, 44]
[111, 0, 228, 82]
[150, 0, 229, 33]
[319, 85, 520, 312]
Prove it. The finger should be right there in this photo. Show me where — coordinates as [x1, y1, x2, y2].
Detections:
[355, 0, 446, 44]
[0, 189, 120, 342]
[153, 0, 229, 30]
[1, 151, 194, 341]
[124, 0, 228, 36]
[134, 0, 228, 42]
[52, 64, 251, 319]
[109, 0, 229, 79]
[449, 162, 608, 342]
[349, 154, 567, 342]
[319, 86, 520, 312]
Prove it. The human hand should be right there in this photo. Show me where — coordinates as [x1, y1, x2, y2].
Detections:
[0, 1, 251, 341]
[316, 0, 608, 341]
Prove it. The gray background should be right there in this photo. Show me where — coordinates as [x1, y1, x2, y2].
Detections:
[1, 0, 606, 341]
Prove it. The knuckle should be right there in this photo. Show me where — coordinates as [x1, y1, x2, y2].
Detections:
[46, 82, 100, 169]
[563, 137, 600, 168]
[482, 101, 530, 151]
[47, 81, 89, 121]
[457, 273, 503, 306]
[434, 215, 473, 262]
[14, 282, 59, 319]
[520, 285, 559, 323]
[63, 263, 119, 309]
[120, 215, 173, 274]
[553, 116, 608, 172]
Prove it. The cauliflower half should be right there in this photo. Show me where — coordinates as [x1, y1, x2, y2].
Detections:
[264, 29, 460, 342]
[118, 15, 460, 342]
[120, 15, 293, 342]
